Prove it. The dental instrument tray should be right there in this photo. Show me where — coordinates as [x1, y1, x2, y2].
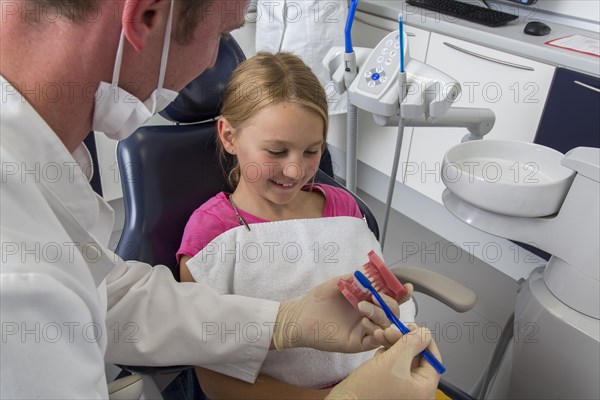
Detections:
[441, 140, 575, 217]
[406, 0, 518, 27]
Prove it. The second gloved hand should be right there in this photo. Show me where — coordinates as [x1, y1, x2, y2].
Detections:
[326, 326, 442, 399]
[272, 274, 401, 353]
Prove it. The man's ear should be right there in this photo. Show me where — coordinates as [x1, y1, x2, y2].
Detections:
[218, 117, 237, 154]
[121, 0, 170, 52]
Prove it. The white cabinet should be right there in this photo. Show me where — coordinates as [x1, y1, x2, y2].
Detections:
[405, 33, 555, 203]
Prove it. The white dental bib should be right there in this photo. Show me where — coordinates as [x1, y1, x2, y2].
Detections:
[187, 216, 415, 388]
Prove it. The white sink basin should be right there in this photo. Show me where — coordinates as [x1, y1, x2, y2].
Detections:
[442, 140, 575, 217]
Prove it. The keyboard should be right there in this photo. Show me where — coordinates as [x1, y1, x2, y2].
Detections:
[406, 0, 518, 27]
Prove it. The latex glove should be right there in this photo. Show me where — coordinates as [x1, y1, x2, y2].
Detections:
[360, 282, 414, 335]
[272, 274, 400, 353]
[326, 326, 442, 399]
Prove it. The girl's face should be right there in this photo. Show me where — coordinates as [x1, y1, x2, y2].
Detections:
[220, 101, 325, 212]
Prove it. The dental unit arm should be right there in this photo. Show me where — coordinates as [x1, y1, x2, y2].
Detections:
[368, 60, 495, 141]
[343, 30, 495, 139]
[324, 27, 495, 246]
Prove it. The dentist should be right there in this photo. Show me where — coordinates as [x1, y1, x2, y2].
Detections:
[0, 0, 441, 398]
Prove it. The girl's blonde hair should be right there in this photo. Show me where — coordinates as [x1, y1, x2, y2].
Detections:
[218, 51, 329, 188]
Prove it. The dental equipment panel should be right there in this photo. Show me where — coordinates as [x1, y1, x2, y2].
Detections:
[346, 29, 461, 121]
[323, 11, 496, 245]
[347, 29, 406, 117]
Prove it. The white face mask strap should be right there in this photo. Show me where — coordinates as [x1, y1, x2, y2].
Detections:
[157, 0, 175, 90]
[111, 30, 126, 85]
[111, 0, 174, 88]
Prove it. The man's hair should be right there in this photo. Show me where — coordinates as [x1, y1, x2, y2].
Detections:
[37, 0, 210, 44]
[39, 0, 94, 21]
[176, 0, 213, 44]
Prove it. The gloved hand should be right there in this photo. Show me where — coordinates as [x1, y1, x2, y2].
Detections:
[360, 282, 414, 335]
[326, 326, 442, 399]
[272, 274, 408, 353]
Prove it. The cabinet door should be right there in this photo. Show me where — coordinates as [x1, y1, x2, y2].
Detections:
[534, 68, 600, 154]
[406, 33, 555, 203]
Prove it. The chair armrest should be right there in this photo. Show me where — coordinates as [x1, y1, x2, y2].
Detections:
[108, 374, 144, 400]
[392, 267, 476, 313]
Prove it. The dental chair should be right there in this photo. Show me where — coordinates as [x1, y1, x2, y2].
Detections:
[115, 33, 476, 400]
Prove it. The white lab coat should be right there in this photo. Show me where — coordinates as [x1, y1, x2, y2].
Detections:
[0, 76, 279, 398]
[255, 0, 348, 114]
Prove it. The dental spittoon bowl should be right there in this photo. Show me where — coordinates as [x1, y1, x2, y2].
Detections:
[441, 140, 575, 217]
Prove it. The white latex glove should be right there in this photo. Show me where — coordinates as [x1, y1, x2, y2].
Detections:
[326, 326, 442, 399]
[272, 274, 402, 352]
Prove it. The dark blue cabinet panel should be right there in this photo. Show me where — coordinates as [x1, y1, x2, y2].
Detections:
[535, 68, 600, 154]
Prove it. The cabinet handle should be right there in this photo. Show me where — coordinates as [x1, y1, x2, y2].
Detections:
[355, 14, 416, 36]
[443, 42, 534, 71]
[574, 80, 600, 94]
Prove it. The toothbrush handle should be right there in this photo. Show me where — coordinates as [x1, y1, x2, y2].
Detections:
[420, 347, 447, 374]
[373, 292, 447, 374]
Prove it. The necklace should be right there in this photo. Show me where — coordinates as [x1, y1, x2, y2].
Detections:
[229, 194, 251, 231]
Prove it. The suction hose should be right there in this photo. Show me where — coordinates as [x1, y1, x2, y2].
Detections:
[343, 0, 359, 193]
[346, 103, 358, 193]
[380, 117, 405, 249]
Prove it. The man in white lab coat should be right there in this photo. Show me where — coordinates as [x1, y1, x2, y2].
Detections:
[0, 0, 441, 398]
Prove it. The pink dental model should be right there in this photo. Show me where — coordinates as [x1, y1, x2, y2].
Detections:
[337, 250, 408, 309]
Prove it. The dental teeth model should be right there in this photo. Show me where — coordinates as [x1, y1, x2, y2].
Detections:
[337, 251, 408, 309]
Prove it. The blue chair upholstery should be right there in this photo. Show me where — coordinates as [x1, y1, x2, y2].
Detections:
[116, 124, 225, 279]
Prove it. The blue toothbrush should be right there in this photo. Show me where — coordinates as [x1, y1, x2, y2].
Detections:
[354, 270, 446, 374]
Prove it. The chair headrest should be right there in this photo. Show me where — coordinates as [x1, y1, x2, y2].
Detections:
[160, 34, 246, 124]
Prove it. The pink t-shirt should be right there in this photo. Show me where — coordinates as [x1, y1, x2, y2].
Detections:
[176, 184, 362, 263]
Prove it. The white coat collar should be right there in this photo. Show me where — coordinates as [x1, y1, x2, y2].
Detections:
[1, 75, 101, 235]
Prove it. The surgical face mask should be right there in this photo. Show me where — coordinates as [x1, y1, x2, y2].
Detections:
[92, 0, 179, 141]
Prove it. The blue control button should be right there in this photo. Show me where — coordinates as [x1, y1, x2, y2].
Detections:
[372, 73, 380, 81]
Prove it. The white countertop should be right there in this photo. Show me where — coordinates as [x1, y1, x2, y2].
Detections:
[358, 0, 600, 77]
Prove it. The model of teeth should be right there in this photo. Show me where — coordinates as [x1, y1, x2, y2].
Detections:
[337, 251, 408, 309]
